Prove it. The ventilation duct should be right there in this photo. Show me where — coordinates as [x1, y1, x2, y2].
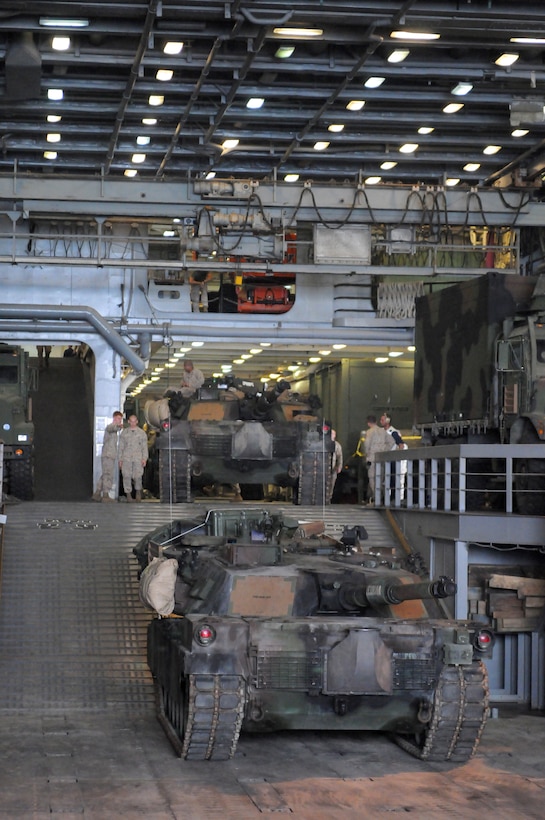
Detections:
[5, 32, 42, 100]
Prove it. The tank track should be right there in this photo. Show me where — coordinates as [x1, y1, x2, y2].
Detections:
[156, 673, 246, 760]
[297, 452, 331, 505]
[393, 660, 489, 762]
[159, 450, 191, 503]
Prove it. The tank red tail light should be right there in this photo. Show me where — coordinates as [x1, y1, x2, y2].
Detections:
[14, 448, 24, 457]
[473, 629, 494, 652]
[194, 624, 216, 646]
[161, 420, 171, 432]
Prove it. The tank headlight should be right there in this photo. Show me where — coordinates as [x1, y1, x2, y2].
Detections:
[194, 623, 216, 646]
[14, 448, 25, 457]
[473, 628, 494, 653]
[17, 434, 28, 442]
[3, 423, 10, 431]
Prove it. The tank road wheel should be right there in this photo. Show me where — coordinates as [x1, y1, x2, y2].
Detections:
[296, 452, 331, 505]
[7, 456, 34, 500]
[393, 661, 489, 763]
[156, 674, 246, 761]
[158, 450, 191, 503]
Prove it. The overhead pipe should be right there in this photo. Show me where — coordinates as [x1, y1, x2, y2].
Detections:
[0, 305, 146, 374]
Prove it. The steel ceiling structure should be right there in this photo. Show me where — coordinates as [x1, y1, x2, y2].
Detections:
[1, 1, 545, 187]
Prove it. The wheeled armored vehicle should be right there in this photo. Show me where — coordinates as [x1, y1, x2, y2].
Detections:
[136, 508, 493, 762]
[144, 376, 334, 504]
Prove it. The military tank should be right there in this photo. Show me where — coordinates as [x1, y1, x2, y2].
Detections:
[144, 376, 334, 504]
[135, 508, 494, 762]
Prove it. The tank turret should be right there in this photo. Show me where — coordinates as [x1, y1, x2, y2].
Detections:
[135, 508, 494, 763]
[144, 375, 334, 504]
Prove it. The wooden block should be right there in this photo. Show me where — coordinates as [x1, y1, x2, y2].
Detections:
[467, 586, 483, 601]
[489, 574, 545, 597]
[523, 596, 545, 609]
[495, 617, 541, 632]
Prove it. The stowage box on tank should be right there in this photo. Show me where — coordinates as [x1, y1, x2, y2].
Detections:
[135, 508, 494, 763]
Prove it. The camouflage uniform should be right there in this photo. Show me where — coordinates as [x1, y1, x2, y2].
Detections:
[364, 424, 391, 501]
[119, 425, 148, 496]
[180, 366, 204, 398]
[95, 421, 123, 496]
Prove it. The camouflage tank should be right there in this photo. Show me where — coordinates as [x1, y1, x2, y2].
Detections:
[144, 376, 334, 505]
[135, 508, 494, 762]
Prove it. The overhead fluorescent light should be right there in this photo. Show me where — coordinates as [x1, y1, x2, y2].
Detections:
[346, 100, 365, 111]
[364, 76, 385, 88]
[142, 117, 157, 125]
[40, 17, 89, 27]
[511, 129, 529, 137]
[389, 351, 403, 357]
[452, 82, 473, 96]
[148, 95, 164, 106]
[124, 169, 138, 177]
[510, 37, 545, 44]
[164, 41, 183, 55]
[205, 171, 216, 180]
[136, 135, 150, 145]
[399, 143, 418, 153]
[313, 141, 330, 151]
[52, 36, 70, 51]
[333, 344, 346, 350]
[443, 103, 464, 113]
[483, 144, 501, 155]
[391, 30, 440, 41]
[156, 69, 173, 81]
[364, 176, 381, 185]
[308, 356, 321, 363]
[48, 88, 64, 101]
[388, 49, 410, 63]
[131, 153, 146, 163]
[380, 160, 397, 170]
[418, 126, 434, 134]
[445, 178, 460, 186]
[246, 97, 265, 109]
[275, 45, 295, 59]
[273, 27, 323, 38]
[495, 53, 519, 67]
[463, 162, 481, 172]
[328, 123, 344, 132]
[46, 133, 61, 143]
[47, 114, 61, 123]
[222, 138, 239, 149]
[43, 151, 57, 160]
[374, 357, 389, 363]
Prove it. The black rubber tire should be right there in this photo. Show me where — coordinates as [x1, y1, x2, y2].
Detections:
[511, 420, 545, 515]
[296, 452, 331, 505]
[158, 450, 191, 503]
[7, 456, 34, 500]
[514, 458, 545, 515]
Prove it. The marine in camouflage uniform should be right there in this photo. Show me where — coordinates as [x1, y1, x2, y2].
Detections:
[118, 415, 148, 502]
[92, 411, 124, 502]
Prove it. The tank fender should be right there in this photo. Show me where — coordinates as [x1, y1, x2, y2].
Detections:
[185, 652, 250, 678]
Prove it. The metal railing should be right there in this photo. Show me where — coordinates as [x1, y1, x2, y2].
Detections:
[374, 444, 545, 514]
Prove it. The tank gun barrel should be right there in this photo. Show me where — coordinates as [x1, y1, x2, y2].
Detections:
[338, 575, 457, 610]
